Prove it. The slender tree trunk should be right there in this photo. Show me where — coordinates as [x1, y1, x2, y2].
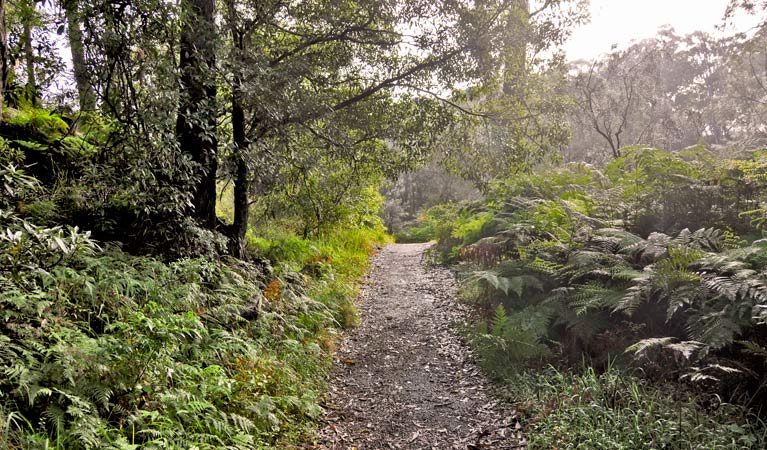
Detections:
[225, 0, 252, 257]
[177, 0, 218, 229]
[231, 90, 248, 257]
[22, 0, 36, 105]
[0, 0, 7, 118]
[63, 0, 94, 111]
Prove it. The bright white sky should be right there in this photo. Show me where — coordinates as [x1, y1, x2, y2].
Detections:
[562, 0, 762, 61]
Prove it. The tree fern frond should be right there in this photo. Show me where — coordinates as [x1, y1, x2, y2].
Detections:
[703, 276, 740, 301]
[666, 341, 705, 360]
[467, 270, 544, 298]
[594, 228, 644, 251]
[686, 312, 742, 349]
[672, 227, 725, 252]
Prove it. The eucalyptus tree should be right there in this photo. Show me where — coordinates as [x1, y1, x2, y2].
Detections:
[722, 27, 767, 148]
[570, 41, 667, 159]
[0, 0, 7, 118]
[19, 0, 37, 103]
[70, 0, 203, 251]
[45, 0, 587, 255]
[565, 25, 762, 162]
[433, 0, 587, 190]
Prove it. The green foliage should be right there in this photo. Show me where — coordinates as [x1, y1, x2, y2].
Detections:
[470, 304, 553, 375]
[394, 203, 460, 244]
[437, 149, 767, 422]
[7, 108, 69, 139]
[246, 222, 388, 332]
[503, 366, 767, 449]
[0, 164, 387, 448]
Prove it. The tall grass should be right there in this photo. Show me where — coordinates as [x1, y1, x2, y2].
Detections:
[501, 366, 767, 449]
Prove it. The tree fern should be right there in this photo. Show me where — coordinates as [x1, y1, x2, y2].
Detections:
[672, 227, 725, 252]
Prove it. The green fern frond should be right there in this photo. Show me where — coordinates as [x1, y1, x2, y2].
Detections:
[594, 228, 644, 250]
[613, 282, 649, 316]
[569, 284, 626, 316]
[686, 312, 743, 349]
[672, 228, 724, 252]
[491, 305, 508, 336]
[625, 337, 677, 356]
[527, 257, 564, 276]
[468, 270, 544, 298]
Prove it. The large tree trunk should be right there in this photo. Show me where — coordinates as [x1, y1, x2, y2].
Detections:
[227, 1, 249, 257]
[177, 0, 218, 229]
[0, 0, 7, 118]
[63, 0, 94, 111]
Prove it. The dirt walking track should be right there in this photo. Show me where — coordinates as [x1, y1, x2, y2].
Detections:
[310, 243, 524, 450]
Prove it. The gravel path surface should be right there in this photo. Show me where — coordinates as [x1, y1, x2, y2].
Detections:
[310, 243, 524, 450]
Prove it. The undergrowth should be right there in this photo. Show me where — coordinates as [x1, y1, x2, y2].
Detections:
[500, 366, 767, 449]
[429, 148, 767, 447]
[0, 164, 387, 449]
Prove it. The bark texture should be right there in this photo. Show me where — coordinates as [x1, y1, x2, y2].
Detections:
[177, 0, 218, 229]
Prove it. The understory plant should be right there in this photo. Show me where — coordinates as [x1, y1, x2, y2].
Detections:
[434, 148, 767, 418]
[505, 365, 767, 449]
[0, 163, 386, 449]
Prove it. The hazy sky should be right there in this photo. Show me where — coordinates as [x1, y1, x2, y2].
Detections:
[562, 0, 761, 61]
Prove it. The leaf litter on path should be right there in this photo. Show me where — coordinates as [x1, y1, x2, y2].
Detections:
[306, 243, 525, 450]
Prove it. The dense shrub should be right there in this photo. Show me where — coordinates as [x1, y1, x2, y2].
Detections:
[434, 149, 767, 410]
[0, 162, 387, 448]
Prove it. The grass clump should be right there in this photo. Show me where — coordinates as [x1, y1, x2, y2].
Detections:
[502, 366, 767, 450]
[247, 223, 390, 331]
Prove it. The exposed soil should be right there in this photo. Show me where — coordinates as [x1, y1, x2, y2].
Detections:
[310, 243, 524, 450]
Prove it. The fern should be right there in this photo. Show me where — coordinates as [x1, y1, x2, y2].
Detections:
[672, 227, 725, 252]
[491, 304, 508, 336]
[625, 337, 678, 356]
[568, 284, 627, 316]
[467, 269, 544, 298]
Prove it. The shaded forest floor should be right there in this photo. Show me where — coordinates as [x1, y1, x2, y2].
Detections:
[309, 243, 523, 449]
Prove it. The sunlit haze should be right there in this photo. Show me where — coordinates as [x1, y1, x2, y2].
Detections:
[562, 0, 762, 61]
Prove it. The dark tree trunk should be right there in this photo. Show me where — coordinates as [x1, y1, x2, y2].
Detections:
[226, 0, 251, 258]
[230, 83, 249, 257]
[177, 0, 218, 229]
[0, 0, 7, 118]
[63, 0, 94, 111]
